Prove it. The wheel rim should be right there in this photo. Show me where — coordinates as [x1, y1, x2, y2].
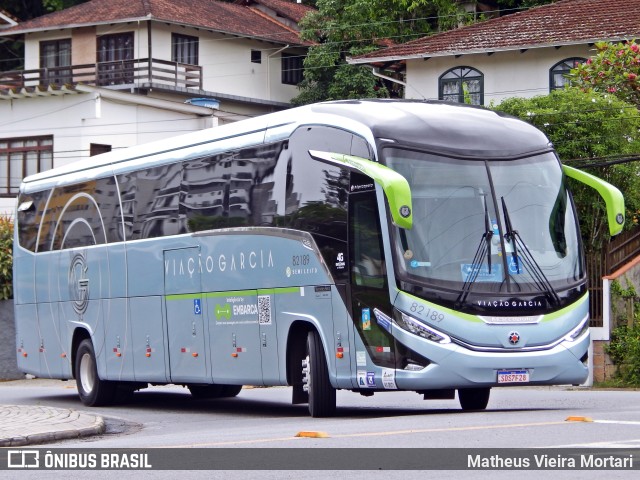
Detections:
[302, 353, 311, 394]
[79, 352, 95, 394]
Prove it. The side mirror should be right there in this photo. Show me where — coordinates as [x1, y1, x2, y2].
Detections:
[308, 150, 413, 230]
[563, 164, 625, 236]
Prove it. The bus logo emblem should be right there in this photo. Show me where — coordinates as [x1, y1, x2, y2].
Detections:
[508, 331, 520, 345]
[69, 252, 89, 317]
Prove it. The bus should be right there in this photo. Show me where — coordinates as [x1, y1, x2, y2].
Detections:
[13, 99, 624, 417]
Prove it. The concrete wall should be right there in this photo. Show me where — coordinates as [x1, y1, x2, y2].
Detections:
[0, 300, 22, 380]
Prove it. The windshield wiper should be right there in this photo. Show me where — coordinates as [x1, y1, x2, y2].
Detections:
[501, 197, 520, 274]
[455, 198, 494, 308]
[501, 197, 561, 305]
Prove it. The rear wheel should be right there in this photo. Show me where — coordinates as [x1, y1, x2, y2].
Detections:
[75, 339, 116, 406]
[458, 387, 491, 411]
[302, 330, 336, 417]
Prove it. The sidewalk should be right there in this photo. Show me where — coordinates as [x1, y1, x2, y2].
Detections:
[0, 404, 105, 447]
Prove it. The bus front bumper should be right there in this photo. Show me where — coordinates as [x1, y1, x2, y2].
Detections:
[391, 327, 590, 390]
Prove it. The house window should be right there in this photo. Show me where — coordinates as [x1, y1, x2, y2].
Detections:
[251, 50, 262, 64]
[550, 57, 586, 91]
[97, 33, 134, 85]
[172, 34, 199, 65]
[40, 39, 72, 85]
[439, 67, 483, 105]
[0, 136, 53, 197]
[282, 53, 303, 85]
[90, 144, 112, 157]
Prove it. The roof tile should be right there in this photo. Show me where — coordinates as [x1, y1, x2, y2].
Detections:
[352, 0, 640, 61]
[1, 0, 311, 46]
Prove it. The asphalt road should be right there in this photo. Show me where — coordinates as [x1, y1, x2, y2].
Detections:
[1, 379, 640, 479]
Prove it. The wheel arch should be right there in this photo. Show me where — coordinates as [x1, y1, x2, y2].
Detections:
[285, 320, 314, 386]
[70, 327, 91, 379]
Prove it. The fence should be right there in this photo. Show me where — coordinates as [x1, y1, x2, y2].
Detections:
[587, 227, 640, 327]
[0, 58, 202, 91]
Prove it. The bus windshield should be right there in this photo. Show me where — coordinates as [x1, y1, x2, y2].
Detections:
[384, 147, 584, 296]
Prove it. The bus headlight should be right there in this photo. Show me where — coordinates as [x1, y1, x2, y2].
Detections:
[564, 315, 589, 342]
[393, 311, 451, 344]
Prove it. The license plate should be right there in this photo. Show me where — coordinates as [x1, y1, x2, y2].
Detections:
[497, 369, 529, 384]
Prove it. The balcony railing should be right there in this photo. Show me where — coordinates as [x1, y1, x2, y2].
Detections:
[0, 58, 202, 91]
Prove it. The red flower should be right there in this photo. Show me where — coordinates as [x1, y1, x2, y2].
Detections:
[629, 73, 638, 81]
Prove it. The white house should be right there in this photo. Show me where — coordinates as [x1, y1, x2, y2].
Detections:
[0, 0, 313, 215]
[349, 0, 640, 105]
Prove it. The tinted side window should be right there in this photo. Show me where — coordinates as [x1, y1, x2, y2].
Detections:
[183, 141, 286, 232]
[286, 126, 352, 242]
[17, 190, 50, 252]
[117, 163, 185, 240]
[181, 155, 227, 231]
[39, 179, 118, 251]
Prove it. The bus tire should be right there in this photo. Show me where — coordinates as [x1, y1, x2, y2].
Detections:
[75, 339, 116, 407]
[305, 330, 336, 417]
[458, 387, 491, 411]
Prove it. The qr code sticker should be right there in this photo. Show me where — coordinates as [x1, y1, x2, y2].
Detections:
[258, 295, 272, 325]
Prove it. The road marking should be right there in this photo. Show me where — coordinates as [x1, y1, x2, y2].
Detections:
[565, 416, 593, 422]
[296, 431, 329, 438]
[555, 439, 640, 448]
[161, 420, 569, 448]
[592, 420, 640, 426]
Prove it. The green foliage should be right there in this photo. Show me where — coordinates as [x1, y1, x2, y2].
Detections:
[605, 323, 640, 386]
[605, 279, 640, 386]
[570, 40, 640, 108]
[292, 0, 455, 105]
[0, 216, 13, 301]
[494, 0, 556, 9]
[494, 88, 640, 251]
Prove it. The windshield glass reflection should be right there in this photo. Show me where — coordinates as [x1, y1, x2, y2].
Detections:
[384, 148, 583, 295]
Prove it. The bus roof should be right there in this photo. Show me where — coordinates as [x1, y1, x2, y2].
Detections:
[21, 100, 552, 191]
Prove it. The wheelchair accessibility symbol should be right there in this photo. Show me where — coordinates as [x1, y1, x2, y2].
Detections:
[508, 256, 524, 274]
[194, 299, 202, 315]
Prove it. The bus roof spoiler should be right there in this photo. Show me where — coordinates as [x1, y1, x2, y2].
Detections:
[309, 150, 413, 229]
[563, 164, 625, 236]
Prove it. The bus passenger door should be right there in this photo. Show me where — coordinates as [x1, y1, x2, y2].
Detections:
[164, 247, 208, 383]
[206, 290, 263, 385]
[349, 189, 396, 384]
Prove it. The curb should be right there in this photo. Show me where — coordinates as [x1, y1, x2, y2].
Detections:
[0, 405, 105, 447]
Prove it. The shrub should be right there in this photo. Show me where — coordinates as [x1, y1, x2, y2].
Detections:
[0, 216, 13, 301]
[494, 88, 640, 252]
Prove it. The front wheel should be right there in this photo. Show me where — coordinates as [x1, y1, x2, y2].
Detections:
[458, 387, 491, 411]
[75, 339, 116, 406]
[302, 330, 336, 417]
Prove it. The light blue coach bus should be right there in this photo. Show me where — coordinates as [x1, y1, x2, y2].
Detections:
[13, 100, 624, 417]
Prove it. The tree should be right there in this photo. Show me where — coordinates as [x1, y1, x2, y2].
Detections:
[495, 88, 640, 252]
[292, 0, 457, 105]
[292, 1, 558, 106]
[570, 40, 640, 108]
[0, 216, 12, 300]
